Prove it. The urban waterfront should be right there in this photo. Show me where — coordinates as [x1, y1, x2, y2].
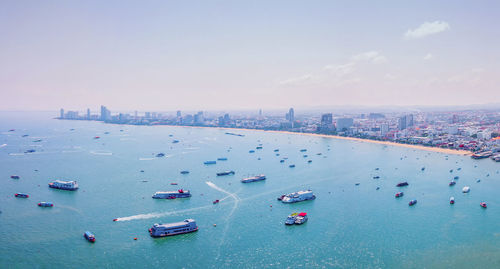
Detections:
[2, 112, 500, 268]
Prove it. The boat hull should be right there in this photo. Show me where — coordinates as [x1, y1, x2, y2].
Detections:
[149, 227, 198, 237]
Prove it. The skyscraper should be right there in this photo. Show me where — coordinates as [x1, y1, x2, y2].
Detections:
[319, 113, 333, 133]
[288, 108, 294, 123]
[336, 118, 354, 132]
[176, 110, 182, 118]
[398, 114, 414, 130]
[100, 106, 110, 121]
[86, 108, 91, 119]
[60, 108, 64, 119]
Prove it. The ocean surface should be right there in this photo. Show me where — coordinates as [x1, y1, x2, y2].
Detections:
[1, 111, 500, 268]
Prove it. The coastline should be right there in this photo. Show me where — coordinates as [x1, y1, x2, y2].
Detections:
[154, 124, 471, 156]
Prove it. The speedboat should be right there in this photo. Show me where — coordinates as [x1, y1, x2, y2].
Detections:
[450, 197, 455, 204]
[395, 192, 404, 198]
[285, 213, 298, 225]
[10, 175, 20, 179]
[94, 136, 100, 139]
[480, 202, 487, 208]
[38, 202, 53, 207]
[15, 193, 29, 198]
[449, 181, 456, 186]
[294, 212, 308, 225]
[462, 186, 470, 193]
[213, 200, 220, 204]
[409, 199, 417, 206]
[396, 182, 409, 187]
[156, 153, 165, 157]
[84, 231, 96, 242]
[170, 183, 178, 185]
[180, 170, 189, 174]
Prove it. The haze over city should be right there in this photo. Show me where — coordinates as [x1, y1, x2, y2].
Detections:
[1, 0, 499, 111]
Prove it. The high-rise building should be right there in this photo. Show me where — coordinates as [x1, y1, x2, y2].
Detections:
[380, 123, 389, 136]
[194, 111, 204, 125]
[60, 108, 64, 119]
[145, 112, 151, 119]
[134, 111, 138, 119]
[100, 106, 110, 121]
[398, 114, 414, 130]
[319, 113, 334, 133]
[336, 118, 354, 132]
[288, 108, 294, 123]
[176, 110, 182, 118]
[86, 108, 91, 119]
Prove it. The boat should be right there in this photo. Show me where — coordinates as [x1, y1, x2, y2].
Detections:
[289, 164, 295, 168]
[300, 149, 307, 152]
[113, 218, 118, 222]
[152, 189, 191, 199]
[25, 149, 36, 153]
[277, 194, 286, 201]
[274, 149, 279, 152]
[217, 157, 228, 161]
[454, 176, 459, 180]
[449, 181, 456, 186]
[409, 199, 417, 206]
[156, 153, 166, 157]
[84, 231, 96, 242]
[149, 219, 198, 237]
[303, 155, 308, 158]
[355, 183, 360, 186]
[94, 136, 100, 139]
[471, 151, 493, 159]
[204, 161, 216, 165]
[38, 202, 53, 207]
[48, 180, 79, 191]
[256, 146, 263, 149]
[180, 170, 190, 174]
[217, 171, 235, 176]
[317, 153, 322, 156]
[462, 186, 470, 193]
[395, 192, 404, 198]
[213, 200, 220, 204]
[492, 154, 500, 162]
[421, 167, 425, 171]
[308, 160, 312, 163]
[10, 175, 20, 179]
[172, 140, 179, 143]
[170, 183, 178, 185]
[285, 213, 298, 225]
[450, 197, 455, 204]
[294, 212, 308, 225]
[396, 182, 409, 187]
[480, 202, 487, 208]
[373, 176, 380, 179]
[241, 174, 266, 183]
[14, 193, 29, 198]
[281, 190, 316, 203]
[33, 139, 42, 142]
[476, 179, 481, 183]
[280, 160, 285, 163]
[249, 150, 255, 153]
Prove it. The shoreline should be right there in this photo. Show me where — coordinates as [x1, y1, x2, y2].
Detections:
[144, 124, 471, 156]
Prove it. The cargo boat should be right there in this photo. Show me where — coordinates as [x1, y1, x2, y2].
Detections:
[149, 219, 198, 237]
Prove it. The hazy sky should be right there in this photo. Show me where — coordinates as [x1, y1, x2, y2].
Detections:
[1, 0, 499, 111]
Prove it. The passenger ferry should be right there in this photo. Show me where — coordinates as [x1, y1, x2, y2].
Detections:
[38, 202, 53, 207]
[294, 212, 308, 225]
[15, 193, 29, 198]
[149, 219, 198, 237]
[84, 231, 96, 242]
[48, 180, 79, 191]
[152, 189, 191, 199]
[281, 190, 316, 203]
[217, 171, 235, 176]
[241, 175, 266, 183]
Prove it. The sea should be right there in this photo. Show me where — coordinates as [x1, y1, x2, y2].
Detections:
[1, 111, 500, 268]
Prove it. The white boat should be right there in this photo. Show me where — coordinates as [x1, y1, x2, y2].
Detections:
[48, 180, 79, 191]
[152, 189, 191, 199]
[149, 219, 198, 237]
[285, 213, 298, 225]
[462, 186, 470, 193]
[281, 190, 316, 203]
[241, 174, 266, 183]
[294, 212, 308, 225]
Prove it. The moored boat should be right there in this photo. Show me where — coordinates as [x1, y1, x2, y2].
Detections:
[462, 186, 470, 193]
[180, 170, 190, 174]
[396, 182, 409, 187]
[480, 202, 487, 208]
[281, 190, 315, 203]
[217, 157, 228, 161]
[84, 231, 96, 242]
[15, 193, 29, 198]
[395, 192, 404, 198]
[217, 171, 235, 176]
[149, 219, 198, 237]
[48, 180, 79, 191]
[10, 175, 20, 179]
[156, 153, 165, 157]
[450, 197, 455, 204]
[289, 164, 295, 168]
[294, 212, 308, 225]
[449, 181, 456, 186]
[241, 174, 266, 183]
[204, 160, 216, 165]
[409, 199, 417, 206]
[38, 202, 53, 207]
[285, 213, 298, 225]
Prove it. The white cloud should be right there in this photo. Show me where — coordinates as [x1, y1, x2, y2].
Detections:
[324, 62, 355, 77]
[423, 53, 433, 60]
[351, 51, 387, 63]
[277, 74, 317, 85]
[404, 21, 450, 39]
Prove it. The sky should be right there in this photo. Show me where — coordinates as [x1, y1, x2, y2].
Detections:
[1, 0, 499, 112]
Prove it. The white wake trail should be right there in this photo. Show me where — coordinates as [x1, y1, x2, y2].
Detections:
[116, 205, 213, 222]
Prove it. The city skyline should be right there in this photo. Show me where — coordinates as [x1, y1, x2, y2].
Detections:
[2, 1, 500, 111]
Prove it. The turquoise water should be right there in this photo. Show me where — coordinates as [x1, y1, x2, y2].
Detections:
[1, 112, 500, 268]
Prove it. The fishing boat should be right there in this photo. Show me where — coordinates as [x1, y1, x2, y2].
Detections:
[84, 231, 96, 242]
[409, 199, 417, 206]
[204, 161, 216, 165]
[38, 202, 53, 207]
[462, 186, 470, 193]
[294, 212, 308, 225]
[480, 202, 487, 208]
[395, 192, 404, 198]
[285, 213, 298, 225]
[450, 197, 455, 204]
[289, 164, 295, 168]
[396, 182, 409, 187]
[449, 181, 456, 186]
[10, 175, 20, 179]
[149, 219, 198, 237]
[180, 170, 190, 174]
[14, 193, 29, 198]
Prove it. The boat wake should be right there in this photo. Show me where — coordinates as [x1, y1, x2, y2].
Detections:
[90, 150, 113, 156]
[115, 205, 213, 222]
[9, 153, 24, 156]
[0, 144, 7, 149]
[139, 157, 155, 161]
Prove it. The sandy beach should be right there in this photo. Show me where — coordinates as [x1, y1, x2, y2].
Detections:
[164, 125, 471, 156]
